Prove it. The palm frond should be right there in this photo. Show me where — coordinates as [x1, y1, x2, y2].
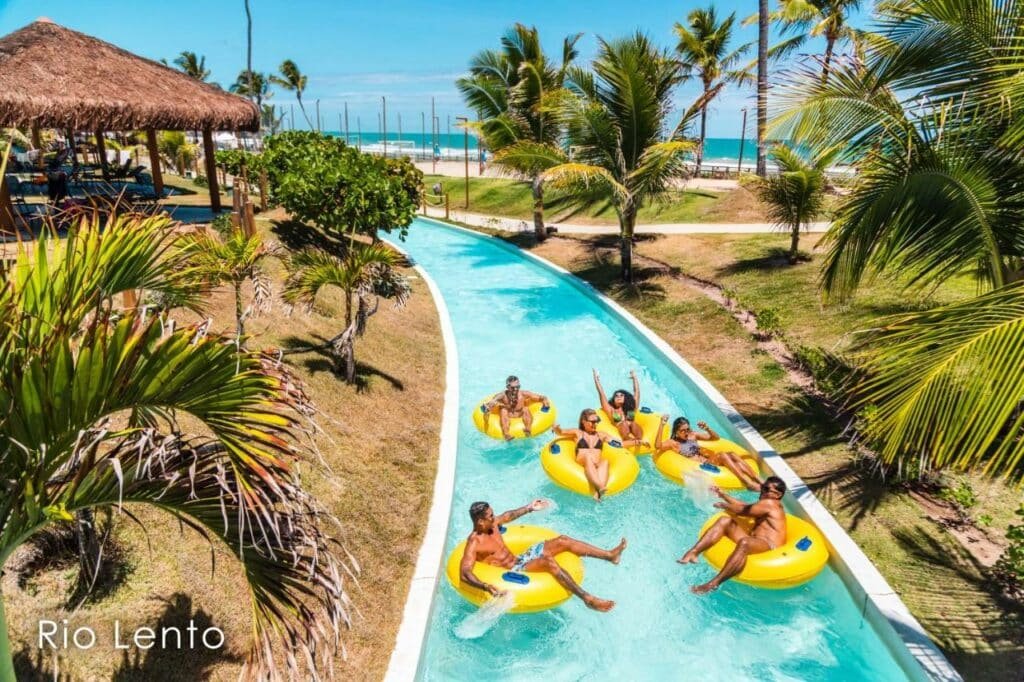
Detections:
[542, 163, 628, 202]
[849, 281, 1024, 481]
[491, 141, 568, 176]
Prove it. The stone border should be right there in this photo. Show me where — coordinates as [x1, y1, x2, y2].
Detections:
[411, 217, 961, 682]
[382, 246, 460, 682]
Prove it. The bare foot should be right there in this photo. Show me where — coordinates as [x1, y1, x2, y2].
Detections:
[503, 433, 514, 442]
[609, 538, 627, 564]
[593, 490, 601, 502]
[691, 582, 718, 595]
[677, 550, 698, 565]
[523, 428, 531, 437]
[584, 595, 615, 612]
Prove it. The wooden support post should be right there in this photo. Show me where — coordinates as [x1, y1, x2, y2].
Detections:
[30, 126, 44, 169]
[259, 167, 268, 212]
[244, 201, 256, 237]
[95, 130, 109, 180]
[202, 128, 221, 212]
[145, 129, 164, 198]
[0, 178, 17, 233]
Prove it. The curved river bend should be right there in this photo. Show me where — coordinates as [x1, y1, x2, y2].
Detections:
[391, 219, 908, 681]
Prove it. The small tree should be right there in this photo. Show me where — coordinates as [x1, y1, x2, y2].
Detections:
[283, 244, 410, 382]
[180, 226, 278, 339]
[756, 144, 830, 263]
[263, 131, 423, 243]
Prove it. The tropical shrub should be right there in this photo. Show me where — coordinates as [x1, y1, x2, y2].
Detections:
[263, 131, 423, 242]
[996, 504, 1024, 594]
[0, 215, 349, 679]
[156, 131, 195, 175]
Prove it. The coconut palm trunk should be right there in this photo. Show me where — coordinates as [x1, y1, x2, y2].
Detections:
[821, 35, 836, 84]
[619, 201, 637, 282]
[697, 96, 709, 173]
[756, 0, 769, 176]
[531, 175, 546, 241]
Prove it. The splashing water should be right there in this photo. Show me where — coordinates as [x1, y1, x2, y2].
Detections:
[682, 470, 716, 511]
[454, 591, 516, 640]
[528, 498, 558, 517]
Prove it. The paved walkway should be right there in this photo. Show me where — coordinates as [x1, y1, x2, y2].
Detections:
[422, 205, 829, 235]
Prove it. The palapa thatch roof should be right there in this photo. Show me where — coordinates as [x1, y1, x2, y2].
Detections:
[0, 19, 259, 132]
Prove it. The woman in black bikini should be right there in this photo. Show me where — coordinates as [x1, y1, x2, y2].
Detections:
[593, 369, 645, 442]
[553, 409, 643, 501]
[653, 416, 762, 491]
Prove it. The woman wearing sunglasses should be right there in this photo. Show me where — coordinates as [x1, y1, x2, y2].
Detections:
[553, 409, 643, 501]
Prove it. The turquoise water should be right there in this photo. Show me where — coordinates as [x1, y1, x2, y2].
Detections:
[325, 132, 760, 166]
[391, 219, 908, 681]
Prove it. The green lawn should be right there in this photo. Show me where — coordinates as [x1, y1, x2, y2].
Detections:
[476, 227, 1024, 681]
[425, 175, 764, 224]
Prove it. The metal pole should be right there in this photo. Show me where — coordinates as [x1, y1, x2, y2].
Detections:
[345, 102, 350, 143]
[431, 97, 436, 173]
[290, 104, 295, 130]
[382, 96, 387, 158]
[737, 108, 748, 175]
[456, 116, 469, 209]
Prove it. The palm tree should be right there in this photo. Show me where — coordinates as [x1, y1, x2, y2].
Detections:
[756, 144, 830, 263]
[774, 0, 861, 83]
[180, 228, 278, 338]
[262, 104, 285, 135]
[283, 243, 410, 382]
[156, 130, 196, 174]
[270, 60, 314, 130]
[543, 34, 693, 282]
[756, 0, 769, 176]
[0, 214, 350, 680]
[230, 70, 271, 111]
[172, 51, 210, 81]
[456, 24, 582, 242]
[675, 6, 752, 174]
[774, 0, 1024, 478]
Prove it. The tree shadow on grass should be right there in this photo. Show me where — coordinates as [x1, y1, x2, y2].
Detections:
[278, 334, 405, 393]
[887, 525, 1024, 675]
[713, 247, 811, 276]
[564, 247, 667, 302]
[13, 594, 241, 682]
[270, 218, 346, 255]
[110, 594, 243, 681]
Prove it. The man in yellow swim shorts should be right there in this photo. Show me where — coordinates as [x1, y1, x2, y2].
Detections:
[459, 500, 626, 611]
[482, 375, 550, 441]
[678, 476, 788, 593]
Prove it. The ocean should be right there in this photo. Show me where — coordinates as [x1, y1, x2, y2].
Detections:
[324, 132, 761, 168]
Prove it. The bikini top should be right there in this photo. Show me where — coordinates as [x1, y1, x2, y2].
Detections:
[577, 433, 604, 451]
[610, 409, 636, 423]
[679, 438, 701, 457]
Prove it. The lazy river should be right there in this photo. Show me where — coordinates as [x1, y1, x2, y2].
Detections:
[389, 219, 924, 681]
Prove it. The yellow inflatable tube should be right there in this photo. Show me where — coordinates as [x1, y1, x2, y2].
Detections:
[472, 398, 556, 439]
[699, 512, 829, 589]
[594, 406, 668, 455]
[445, 525, 584, 613]
[539, 437, 640, 497]
[653, 437, 762, 490]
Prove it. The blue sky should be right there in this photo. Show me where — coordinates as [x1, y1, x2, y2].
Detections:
[0, 0, 865, 137]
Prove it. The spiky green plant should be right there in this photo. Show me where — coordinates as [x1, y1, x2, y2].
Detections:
[773, 0, 862, 83]
[0, 214, 351, 679]
[283, 243, 410, 382]
[542, 33, 695, 282]
[456, 24, 582, 241]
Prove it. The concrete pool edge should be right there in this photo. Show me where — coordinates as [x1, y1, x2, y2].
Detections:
[383, 251, 460, 682]
[411, 217, 961, 682]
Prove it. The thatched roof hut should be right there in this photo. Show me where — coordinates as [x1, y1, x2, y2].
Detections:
[0, 19, 258, 131]
[0, 18, 257, 217]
